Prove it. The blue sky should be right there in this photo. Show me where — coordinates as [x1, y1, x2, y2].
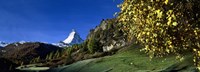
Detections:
[0, 0, 122, 43]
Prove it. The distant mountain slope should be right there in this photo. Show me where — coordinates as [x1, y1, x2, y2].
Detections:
[0, 42, 62, 64]
[63, 29, 84, 45]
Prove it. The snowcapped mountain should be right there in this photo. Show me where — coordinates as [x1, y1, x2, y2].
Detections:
[0, 41, 29, 48]
[52, 29, 84, 47]
[12, 41, 30, 46]
[0, 41, 34, 48]
[0, 41, 10, 48]
[63, 29, 84, 45]
[0, 30, 84, 48]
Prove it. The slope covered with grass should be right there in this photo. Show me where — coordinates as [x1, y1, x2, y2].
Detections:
[46, 44, 197, 72]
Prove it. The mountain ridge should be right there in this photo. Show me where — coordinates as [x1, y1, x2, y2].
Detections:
[0, 42, 62, 64]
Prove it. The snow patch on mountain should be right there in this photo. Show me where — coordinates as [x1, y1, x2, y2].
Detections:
[0, 41, 10, 47]
[0, 41, 36, 47]
[52, 42, 68, 47]
[19, 41, 26, 44]
[12, 41, 31, 46]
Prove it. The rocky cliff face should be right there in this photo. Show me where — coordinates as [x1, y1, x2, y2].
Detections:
[86, 19, 128, 52]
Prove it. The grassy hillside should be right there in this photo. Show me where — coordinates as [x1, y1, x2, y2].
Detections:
[44, 44, 197, 72]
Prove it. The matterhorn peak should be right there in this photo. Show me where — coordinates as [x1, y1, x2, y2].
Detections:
[63, 29, 84, 44]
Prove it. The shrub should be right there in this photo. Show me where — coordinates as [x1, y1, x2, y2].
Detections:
[87, 36, 100, 53]
[118, 0, 200, 67]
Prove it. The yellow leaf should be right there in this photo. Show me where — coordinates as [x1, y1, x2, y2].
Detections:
[167, 17, 172, 25]
[193, 49, 197, 52]
[166, 49, 170, 53]
[164, 0, 169, 5]
[156, 10, 163, 18]
[172, 22, 178, 26]
[194, 30, 198, 35]
[153, 33, 158, 37]
[147, 32, 150, 35]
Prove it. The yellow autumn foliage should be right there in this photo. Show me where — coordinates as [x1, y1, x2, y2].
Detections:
[117, 0, 200, 67]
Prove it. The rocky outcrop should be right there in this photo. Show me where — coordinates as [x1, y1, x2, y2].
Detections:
[86, 19, 128, 52]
